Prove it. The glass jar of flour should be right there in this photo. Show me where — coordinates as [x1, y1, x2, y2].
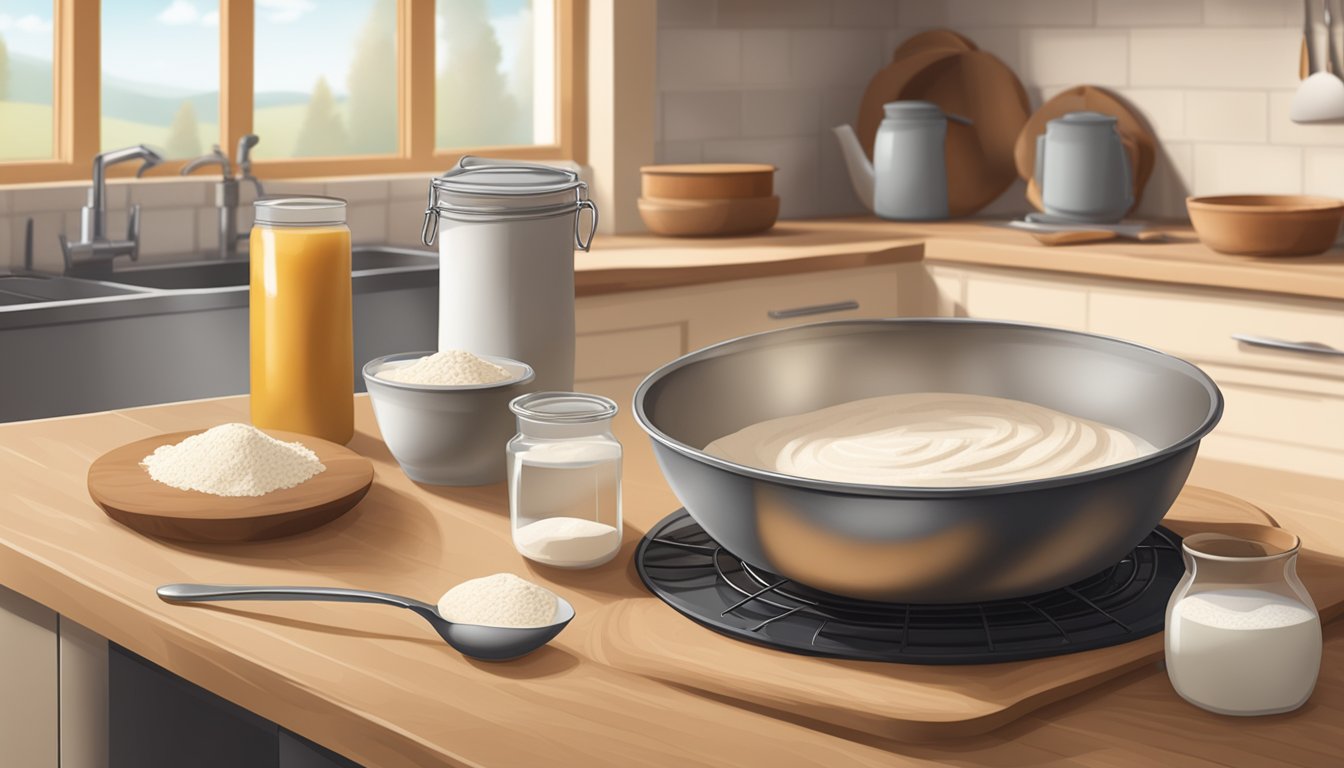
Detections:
[1165, 524, 1321, 716]
[507, 392, 622, 569]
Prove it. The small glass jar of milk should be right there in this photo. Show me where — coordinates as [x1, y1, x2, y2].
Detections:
[1165, 525, 1321, 716]
[507, 392, 622, 569]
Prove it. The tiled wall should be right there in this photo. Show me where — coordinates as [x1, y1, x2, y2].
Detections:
[0, 175, 434, 273]
[657, 0, 1329, 221]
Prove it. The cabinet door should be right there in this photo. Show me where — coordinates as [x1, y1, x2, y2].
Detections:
[0, 586, 58, 768]
[110, 644, 280, 768]
[60, 618, 109, 768]
[960, 268, 1089, 330]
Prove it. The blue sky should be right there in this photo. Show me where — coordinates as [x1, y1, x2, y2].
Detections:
[0, 0, 54, 60]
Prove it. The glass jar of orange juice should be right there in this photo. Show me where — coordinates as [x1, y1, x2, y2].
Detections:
[250, 197, 353, 444]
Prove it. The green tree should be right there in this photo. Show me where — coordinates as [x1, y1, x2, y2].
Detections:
[436, 0, 522, 148]
[163, 101, 202, 158]
[345, 0, 397, 154]
[0, 35, 9, 102]
[294, 77, 350, 157]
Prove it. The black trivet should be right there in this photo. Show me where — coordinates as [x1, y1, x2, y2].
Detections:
[636, 509, 1184, 664]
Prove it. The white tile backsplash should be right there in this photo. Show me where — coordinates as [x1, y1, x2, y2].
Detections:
[659, 30, 742, 89]
[718, 0, 832, 28]
[1184, 91, 1268, 142]
[741, 30, 793, 86]
[1130, 28, 1301, 89]
[1303, 148, 1344, 198]
[741, 90, 821, 138]
[1019, 30, 1129, 87]
[945, 0, 1095, 27]
[657, 0, 1332, 221]
[1193, 144, 1303, 195]
[1201, 0, 1300, 27]
[1096, 0, 1202, 27]
[663, 91, 743, 141]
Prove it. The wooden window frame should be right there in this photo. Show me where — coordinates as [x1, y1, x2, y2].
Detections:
[0, 0, 587, 185]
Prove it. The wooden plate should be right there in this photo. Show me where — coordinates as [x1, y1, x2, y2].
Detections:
[890, 28, 977, 61]
[88, 429, 374, 543]
[1013, 85, 1159, 213]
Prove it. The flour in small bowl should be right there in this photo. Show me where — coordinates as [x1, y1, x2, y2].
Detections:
[376, 350, 512, 386]
[436, 573, 558, 628]
[141, 423, 325, 497]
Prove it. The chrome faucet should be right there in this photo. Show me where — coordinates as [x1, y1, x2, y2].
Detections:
[182, 134, 264, 260]
[60, 144, 163, 273]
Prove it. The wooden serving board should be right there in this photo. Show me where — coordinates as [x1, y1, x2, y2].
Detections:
[88, 429, 373, 543]
[590, 486, 1344, 742]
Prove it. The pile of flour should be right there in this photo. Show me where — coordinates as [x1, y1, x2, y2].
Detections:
[376, 350, 511, 386]
[141, 423, 325, 497]
[514, 517, 621, 567]
[436, 573, 558, 628]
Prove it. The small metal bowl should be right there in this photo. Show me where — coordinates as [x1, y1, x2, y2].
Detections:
[363, 352, 535, 485]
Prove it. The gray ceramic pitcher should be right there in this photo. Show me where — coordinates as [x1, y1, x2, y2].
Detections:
[1034, 111, 1133, 223]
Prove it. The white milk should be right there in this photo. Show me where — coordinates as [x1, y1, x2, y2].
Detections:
[1167, 589, 1321, 715]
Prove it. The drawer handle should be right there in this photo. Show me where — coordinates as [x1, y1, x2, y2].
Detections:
[1232, 334, 1344, 358]
[768, 300, 860, 320]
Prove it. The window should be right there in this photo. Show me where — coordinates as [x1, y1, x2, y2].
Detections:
[435, 0, 555, 149]
[0, 0, 56, 161]
[253, 0, 398, 159]
[0, 0, 585, 183]
[101, 0, 221, 158]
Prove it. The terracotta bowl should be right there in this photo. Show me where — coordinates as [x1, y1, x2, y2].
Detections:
[1187, 194, 1344, 257]
[637, 195, 780, 237]
[640, 163, 775, 200]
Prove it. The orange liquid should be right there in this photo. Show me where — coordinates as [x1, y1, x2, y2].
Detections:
[250, 224, 354, 444]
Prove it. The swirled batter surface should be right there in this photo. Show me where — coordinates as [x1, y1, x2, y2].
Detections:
[704, 393, 1154, 488]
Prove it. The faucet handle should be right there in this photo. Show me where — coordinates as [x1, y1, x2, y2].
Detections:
[182, 146, 233, 179]
[127, 204, 142, 262]
[236, 134, 260, 175]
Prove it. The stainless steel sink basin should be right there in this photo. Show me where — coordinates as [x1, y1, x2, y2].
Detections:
[0, 275, 146, 303]
[102, 247, 437, 290]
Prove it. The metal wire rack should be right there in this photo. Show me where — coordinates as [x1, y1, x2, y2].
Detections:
[636, 509, 1185, 664]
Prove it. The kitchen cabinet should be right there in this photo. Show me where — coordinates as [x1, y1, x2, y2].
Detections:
[109, 644, 359, 768]
[925, 262, 1344, 476]
[574, 262, 922, 400]
[0, 587, 108, 768]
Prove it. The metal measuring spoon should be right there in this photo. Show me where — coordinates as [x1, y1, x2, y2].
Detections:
[157, 583, 574, 661]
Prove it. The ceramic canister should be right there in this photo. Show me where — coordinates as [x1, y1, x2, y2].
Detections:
[1034, 111, 1133, 223]
[873, 101, 954, 221]
[421, 157, 598, 394]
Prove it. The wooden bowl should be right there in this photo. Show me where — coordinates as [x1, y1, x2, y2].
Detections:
[1187, 195, 1344, 257]
[637, 195, 780, 237]
[640, 164, 775, 200]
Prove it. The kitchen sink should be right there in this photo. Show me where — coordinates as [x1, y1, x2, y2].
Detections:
[101, 247, 437, 290]
[0, 274, 148, 303]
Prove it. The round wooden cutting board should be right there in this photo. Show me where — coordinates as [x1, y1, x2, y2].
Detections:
[1013, 85, 1159, 214]
[889, 29, 976, 61]
[88, 429, 374, 543]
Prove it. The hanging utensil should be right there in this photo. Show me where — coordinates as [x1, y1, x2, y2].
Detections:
[1329, 0, 1344, 74]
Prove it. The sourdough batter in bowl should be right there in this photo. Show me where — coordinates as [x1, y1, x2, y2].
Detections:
[705, 393, 1155, 488]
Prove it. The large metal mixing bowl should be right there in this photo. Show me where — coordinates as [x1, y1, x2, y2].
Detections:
[633, 319, 1223, 603]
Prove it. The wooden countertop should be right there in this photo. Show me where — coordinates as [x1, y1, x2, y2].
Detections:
[2, 396, 1342, 767]
[580, 218, 1344, 301]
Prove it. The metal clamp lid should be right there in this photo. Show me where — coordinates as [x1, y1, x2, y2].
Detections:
[421, 156, 597, 250]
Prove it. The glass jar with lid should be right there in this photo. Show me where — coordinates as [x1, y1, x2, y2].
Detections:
[250, 196, 353, 444]
[1165, 524, 1321, 716]
[507, 392, 622, 569]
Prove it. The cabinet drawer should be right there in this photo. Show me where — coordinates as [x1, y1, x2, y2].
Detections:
[1090, 286, 1344, 379]
[1201, 363, 1344, 453]
[698, 263, 913, 346]
[576, 322, 685, 381]
[963, 271, 1088, 330]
